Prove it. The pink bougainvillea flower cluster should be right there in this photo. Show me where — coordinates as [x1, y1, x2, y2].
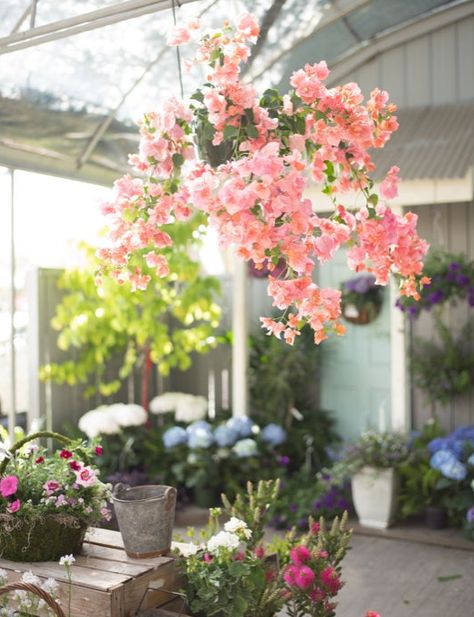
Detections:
[98, 14, 429, 345]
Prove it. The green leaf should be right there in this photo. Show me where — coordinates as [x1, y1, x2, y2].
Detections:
[172, 153, 184, 167]
[246, 124, 259, 139]
[437, 574, 463, 582]
[223, 125, 239, 140]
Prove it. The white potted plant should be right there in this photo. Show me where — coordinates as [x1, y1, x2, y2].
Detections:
[346, 432, 409, 529]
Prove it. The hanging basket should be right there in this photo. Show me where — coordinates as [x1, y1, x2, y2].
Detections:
[0, 431, 90, 562]
[194, 117, 234, 168]
[0, 582, 66, 617]
[342, 301, 381, 325]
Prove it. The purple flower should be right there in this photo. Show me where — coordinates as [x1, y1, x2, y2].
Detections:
[289, 503, 298, 513]
[344, 274, 376, 294]
[427, 290, 444, 305]
[466, 507, 474, 524]
[456, 273, 470, 286]
[277, 455, 290, 466]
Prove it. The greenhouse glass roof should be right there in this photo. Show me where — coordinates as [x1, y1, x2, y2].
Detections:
[0, 0, 465, 185]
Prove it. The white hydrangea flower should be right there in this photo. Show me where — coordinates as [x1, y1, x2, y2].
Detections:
[175, 395, 208, 423]
[176, 542, 200, 557]
[78, 403, 147, 437]
[149, 392, 183, 414]
[110, 403, 147, 428]
[224, 517, 252, 539]
[21, 571, 41, 586]
[78, 407, 120, 438]
[207, 531, 240, 554]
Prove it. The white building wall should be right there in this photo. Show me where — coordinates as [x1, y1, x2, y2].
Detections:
[334, 13, 474, 107]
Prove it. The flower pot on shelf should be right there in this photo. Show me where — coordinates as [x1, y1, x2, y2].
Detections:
[424, 506, 447, 530]
[351, 466, 399, 529]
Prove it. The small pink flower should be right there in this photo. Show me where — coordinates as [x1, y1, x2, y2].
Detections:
[59, 449, 73, 459]
[0, 475, 18, 497]
[7, 499, 21, 513]
[254, 545, 265, 559]
[321, 566, 341, 595]
[43, 480, 61, 495]
[366, 613, 381, 617]
[35, 456, 45, 464]
[283, 565, 299, 586]
[74, 466, 97, 488]
[95, 446, 103, 457]
[310, 522, 320, 534]
[295, 565, 315, 589]
[55, 495, 67, 508]
[290, 545, 311, 565]
[203, 552, 213, 563]
[234, 551, 245, 561]
[101, 507, 112, 522]
[69, 461, 81, 471]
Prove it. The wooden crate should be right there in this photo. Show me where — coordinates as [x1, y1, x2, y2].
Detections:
[0, 528, 182, 617]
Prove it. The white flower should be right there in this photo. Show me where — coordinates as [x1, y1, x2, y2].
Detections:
[21, 571, 41, 586]
[110, 403, 147, 428]
[224, 517, 252, 540]
[0, 568, 7, 584]
[176, 542, 200, 557]
[207, 531, 240, 554]
[149, 392, 183, 414]
[41, 577, 59, 594]
[78, 403, 147, 438]
[150, 392, 208, 423]
[175, 395, 208, 423]
[78, 407, 120, 438]
[59, 554, 75, 566]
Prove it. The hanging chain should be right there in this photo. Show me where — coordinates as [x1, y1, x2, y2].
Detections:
[171, 0, 185, 99]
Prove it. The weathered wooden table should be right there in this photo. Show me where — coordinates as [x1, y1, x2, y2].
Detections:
[0, 528, 185, 616]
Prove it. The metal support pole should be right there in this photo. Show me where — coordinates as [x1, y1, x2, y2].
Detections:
[8, 169, 16, 439]
[231, 255, 248, 417]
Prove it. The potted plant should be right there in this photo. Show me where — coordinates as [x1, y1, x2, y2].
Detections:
[0, 431, 111, 561]
[171, 479, 380, 617]
[398, 421, 448, 529]
[343, 431, 409, 528]
[427, 426, 474, 526]
[340, 274, 383, 325]
[98, 15, 428, 348]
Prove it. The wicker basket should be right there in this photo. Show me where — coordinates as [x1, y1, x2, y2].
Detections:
[0, 582, 66, 617]
[0, 431, 90, 562]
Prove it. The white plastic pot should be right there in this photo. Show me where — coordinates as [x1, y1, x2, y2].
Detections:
[351, 466, 399, 528]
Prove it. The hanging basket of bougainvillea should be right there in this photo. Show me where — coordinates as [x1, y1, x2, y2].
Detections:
[97, 14, 429, 346]
[341, 274, 383, 325]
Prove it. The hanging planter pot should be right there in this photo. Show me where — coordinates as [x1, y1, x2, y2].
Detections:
[194, 115, 234, 168]
[341, 274, 383, 326]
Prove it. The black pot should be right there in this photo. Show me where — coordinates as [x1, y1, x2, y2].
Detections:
[424, 506, 447, 529]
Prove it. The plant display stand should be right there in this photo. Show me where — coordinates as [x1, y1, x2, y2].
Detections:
[0, 528, 183, 617]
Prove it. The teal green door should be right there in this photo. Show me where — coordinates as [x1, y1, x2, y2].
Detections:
[318, 253, 391, 442]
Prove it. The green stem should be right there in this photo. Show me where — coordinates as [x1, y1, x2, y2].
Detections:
[0, 431, 89, 476]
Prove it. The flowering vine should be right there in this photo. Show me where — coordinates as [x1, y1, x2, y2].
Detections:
[98, 14, 429, 345]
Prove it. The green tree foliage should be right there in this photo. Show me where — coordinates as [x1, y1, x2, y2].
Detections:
[40, 215, 221, 400]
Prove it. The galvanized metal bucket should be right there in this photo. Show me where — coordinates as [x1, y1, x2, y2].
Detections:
[112, 484, 177, 558]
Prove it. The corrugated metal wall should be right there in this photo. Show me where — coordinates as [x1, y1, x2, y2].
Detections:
[410, 202, 474, 431]
[337, 14, 474, 106]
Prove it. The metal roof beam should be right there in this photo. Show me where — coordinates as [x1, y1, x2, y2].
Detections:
[0, 0, 200, 55]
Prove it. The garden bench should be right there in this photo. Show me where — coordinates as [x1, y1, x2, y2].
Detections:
[0, 528, 184, 616]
